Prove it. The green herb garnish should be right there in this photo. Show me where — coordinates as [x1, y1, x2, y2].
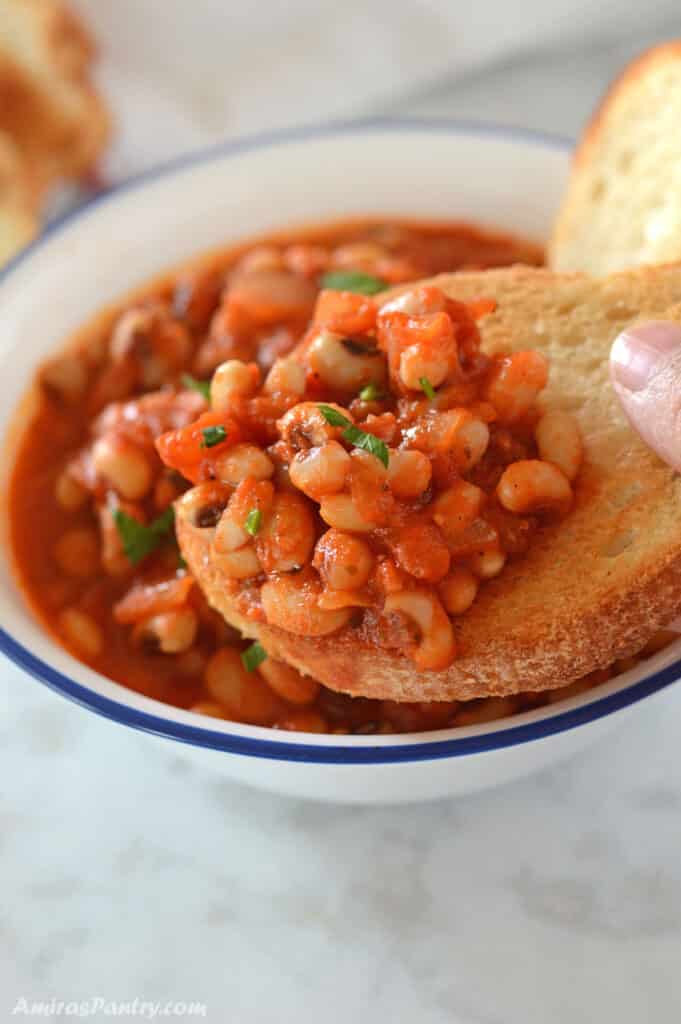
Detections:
[200, 425, 227, 448]
[317, 404, 351, 427]
[113, 506, 175, 566]
[419, 376, 436, 400]
[181, 374, 211, 400]
[317, 404, 389, 468]
[244, 508, 262, 537]
[321, 270, 387, 296]
[359, 382, 385, 402]
[241, 641, 267, 672]
[343, 425, 390, 466]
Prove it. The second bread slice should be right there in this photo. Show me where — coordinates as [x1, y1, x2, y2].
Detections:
[549, 42, 681, 274]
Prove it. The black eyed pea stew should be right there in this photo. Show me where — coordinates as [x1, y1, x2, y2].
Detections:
[9, 217, 672, 733]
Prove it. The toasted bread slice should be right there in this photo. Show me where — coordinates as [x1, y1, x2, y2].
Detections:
[177, 264, 681, 701]
[0, 0, 110, 193]
[549, 42, 681, 274]
[0, 129, 36, 264]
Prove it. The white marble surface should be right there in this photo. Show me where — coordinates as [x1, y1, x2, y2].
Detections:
[4, 11, 681, 1022]
[4, 676, 681, 1021]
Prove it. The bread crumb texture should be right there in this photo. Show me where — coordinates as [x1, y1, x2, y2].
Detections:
[178, 264, 681, 701]
[549, 42, 681, 274]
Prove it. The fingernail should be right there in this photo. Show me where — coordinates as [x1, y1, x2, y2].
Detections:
[610, 321, 681, 392]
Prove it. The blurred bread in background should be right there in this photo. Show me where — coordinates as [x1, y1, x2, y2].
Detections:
[549, 42, 681, 274]
[0, 129, 36, 263]
[0, 0, 109, 264]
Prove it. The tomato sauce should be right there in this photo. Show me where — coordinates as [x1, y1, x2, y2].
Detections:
[9, 216, 611, 733]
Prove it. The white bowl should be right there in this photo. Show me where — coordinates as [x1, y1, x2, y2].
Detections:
[1, 119, 680, 804]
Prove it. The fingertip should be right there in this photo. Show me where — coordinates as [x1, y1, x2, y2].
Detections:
[610, 321, 681, 393]
[610, 321, 681, 472]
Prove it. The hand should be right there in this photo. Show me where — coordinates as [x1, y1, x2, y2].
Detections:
[610, 321, 681, 472]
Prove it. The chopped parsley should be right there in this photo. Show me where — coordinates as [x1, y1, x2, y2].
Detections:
[244, 508, 262, 537]
[200, 424, 227, 448]
[317, 404, 351, 427]
[317, 404, 389, 468]
[320, 270, 387, 296]
[113, 506, 175, 566]
[241, 641, 267, 672]
[419, 376, 436, 400]
[359, 382, 385, 402]
[343, 425, 390, 466]
[181, 374, 211, 400]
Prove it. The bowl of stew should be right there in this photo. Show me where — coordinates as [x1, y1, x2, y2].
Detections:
[2, 119, 680, 804]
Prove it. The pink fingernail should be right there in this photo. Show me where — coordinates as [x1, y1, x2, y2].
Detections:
[610, 321, 681, 392]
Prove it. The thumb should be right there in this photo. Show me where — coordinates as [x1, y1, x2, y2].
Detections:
[610, 321, 681, 472]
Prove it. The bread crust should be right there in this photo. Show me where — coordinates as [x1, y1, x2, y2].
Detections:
[177, 264, 681, 701]
[574, 42, 681, 171]
[549, 41, 681, 273]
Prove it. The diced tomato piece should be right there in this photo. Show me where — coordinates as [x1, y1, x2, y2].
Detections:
[374, 257, 418, 284]
[113, 576, 195, 625]
[390, 521, 451, 582]
[482, 351, 549, 423]
[209, 297, 254, 344]
[155, 410, 242, 483]
[464, 297, 496, 319]
[445, 518, 499, 559]
[228, 478, 275, 522]
[445, 298, 489, 363]
[467, 401, 498, 423]
[230, 393, 300, 445]
[349, 451, 394, 525]
[313, 289, 377, 335]
[372, 557, 408, 597]
[228, 269, 317, 326]
[377, 310, 455, 385]
[359, 412, 398, 443]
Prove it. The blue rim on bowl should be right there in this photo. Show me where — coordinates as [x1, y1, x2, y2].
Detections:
[2, 117, 680, 764]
